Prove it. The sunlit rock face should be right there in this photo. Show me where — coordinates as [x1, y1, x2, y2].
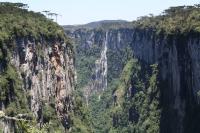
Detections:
[0, 37, 75, 131]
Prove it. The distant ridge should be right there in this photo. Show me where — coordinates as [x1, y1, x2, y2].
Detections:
[63, 20, 132, 30]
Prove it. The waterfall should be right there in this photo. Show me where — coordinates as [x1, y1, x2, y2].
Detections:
[83, 32, 108, 103]
[94, 32, 108, 92]
[102, 31, 108, 91]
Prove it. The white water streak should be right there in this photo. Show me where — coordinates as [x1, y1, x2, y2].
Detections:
[95, 32, 108, 92]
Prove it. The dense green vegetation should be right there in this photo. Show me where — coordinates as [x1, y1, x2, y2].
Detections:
[107, 46, 133, 83]
[0, 64, 29, 117]
[85, 57, 160, 132]
[0, 2, 65, 42]
[88, 79, 119, 133]
[75, 42, 101, 89]
[134, 5, 200, 34]
[113, 63, 160, 133]
[70, 92, 93, 133]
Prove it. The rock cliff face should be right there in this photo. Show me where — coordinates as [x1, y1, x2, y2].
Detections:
[65, 28, 134, 100]
[17, 38, 74, 127]
[0, 37, 75, 132]
[0, 3, 75, 132]
[65, 24, 200, 133]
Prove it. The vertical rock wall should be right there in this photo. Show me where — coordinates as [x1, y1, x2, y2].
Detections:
[1, 37, 75, 131]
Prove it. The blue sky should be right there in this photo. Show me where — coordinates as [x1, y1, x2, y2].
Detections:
[1, 0, 200, 25]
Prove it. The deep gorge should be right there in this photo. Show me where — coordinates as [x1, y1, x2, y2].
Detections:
[1, 2, 200, 133]
[65, 7, 200, 132]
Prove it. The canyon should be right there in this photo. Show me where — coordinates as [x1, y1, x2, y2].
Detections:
[64, 8, 200, 132]
[0, 2, 200, 133]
